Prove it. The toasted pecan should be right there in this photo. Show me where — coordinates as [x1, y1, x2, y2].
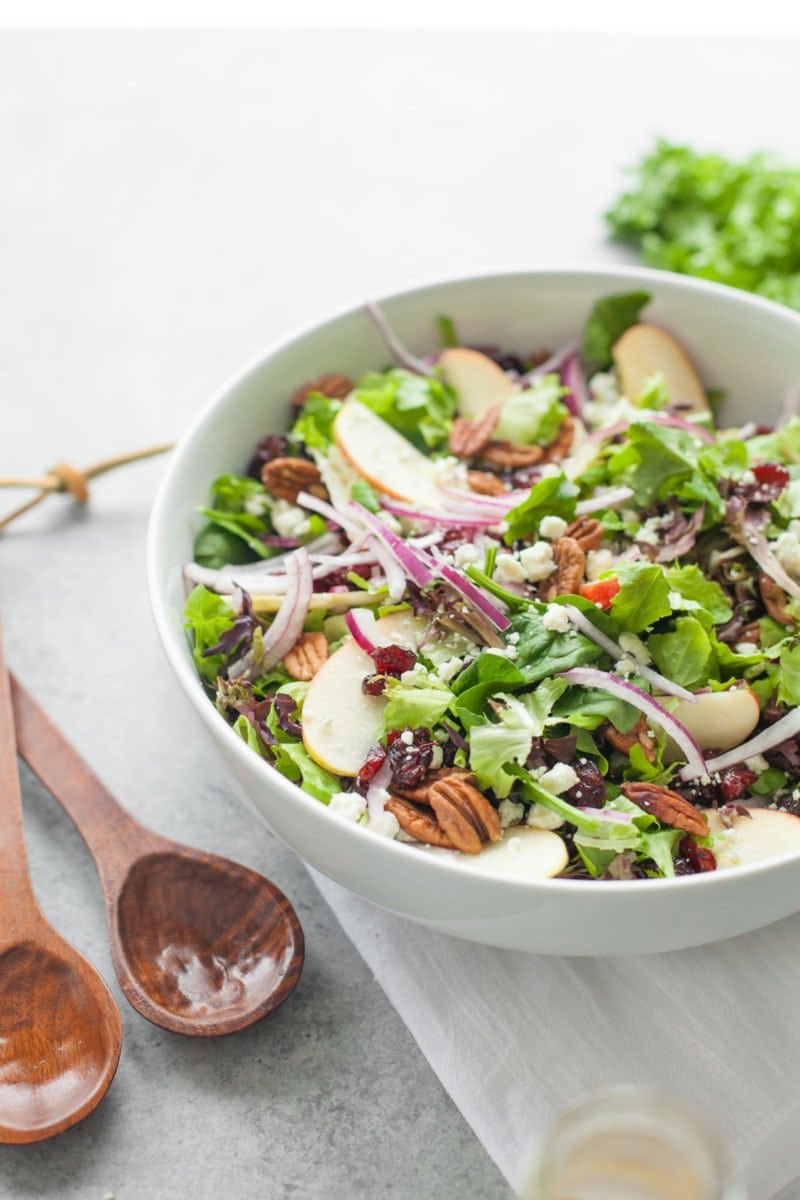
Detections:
[467, 469, 507, 497]
[620, 782, 709, 838]
[539, 536, 585, 601]
[480, 440, 544, 468]
[385, 795, 457, 848]
[449, 406, 500, 458]
[759, 572, 794, 626]
[564, 516, 605, 552]
[283, 632, 329, 681]
[604, 715, 656, 764]
[391, 767, 476, 807]
[291, 373, 354, 409]
[543, 414, 575, 462]
[428, 775, 501, 855]
[261, 456, 327, 503]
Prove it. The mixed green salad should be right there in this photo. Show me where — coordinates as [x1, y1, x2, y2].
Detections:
[183, 292, 800, 882]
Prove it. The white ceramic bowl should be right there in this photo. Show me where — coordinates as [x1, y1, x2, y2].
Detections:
[148, 267, 800, 956]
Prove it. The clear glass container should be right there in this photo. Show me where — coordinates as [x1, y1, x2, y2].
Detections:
[520, 1086, 746, 1200]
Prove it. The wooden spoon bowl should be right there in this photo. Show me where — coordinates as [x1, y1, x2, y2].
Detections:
[113, 849, 303, 1035]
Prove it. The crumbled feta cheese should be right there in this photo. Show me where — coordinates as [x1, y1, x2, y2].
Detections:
[539, 515, 568, 540]
[505, 644, 518, 658]
[329, 792, 367, 822]
[437, 657, 464, 684]
[618, 632, 652, 665]
[542, 604, 571, 633]
[538, 463, 561, 480]
[538, 762, 579, 795]
[400, 729, 414, 746]
[526, 803, 566, 830]
[789, 519, 800, 540]
[493, 554, 527, 584]
[735, 642, 760, 656]
[615, 656, 638, 678]
[519, 541, 555, 582]
[588, 370, 621, 404]
[369, 811, 400, 838]
[740, 470, 756, 486]
[498, 798, 525, 828]
[586, 548, 615, 581]
[454, 543, 480, 567]
[745, 754, 770, 772]
[400, 663, 428, 685]
[507, 632, 520, 644]
[432, 455, 466, 486]
[773, 531, 800, 580]
[271, 500, 312, 539]
[244, 494, 271, 517]
[635, 517, 662, 547]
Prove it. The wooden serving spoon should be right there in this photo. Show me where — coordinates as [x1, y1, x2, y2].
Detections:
[0, 625, 121, 1144]
[11, 676, 304, 1038]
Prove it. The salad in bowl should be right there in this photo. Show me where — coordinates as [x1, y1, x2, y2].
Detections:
[182, 290, 800, 886]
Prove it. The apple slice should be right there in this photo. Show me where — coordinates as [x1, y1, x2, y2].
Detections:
[333, 399, 442, 508]
[664, 689, 760, 760]
[706, 807, 800, 869]
[438, 347, 517, 419]
[455, 825, 568, 880]
[613, 324, 708, 412]
[302, 610, 422, 776]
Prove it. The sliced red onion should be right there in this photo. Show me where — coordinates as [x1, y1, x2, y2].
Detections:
[562, 604, 696, 703]
[561, 352, 589, 418]
[682, 707, 800, 781]
[439, 564, 510, 630]
[523, 341, 577, 381]
[366, 757, 393, 824]
[296, 490, 366, 540]
[379, 498, 500, 528]
[743, 510, 800, 602]
[562, 667, 707, 777]
[184, 563, 239, 594]
[364, 534, 406, 601]
[259, 547, 314, 672]
[407, 530, 446, 549]
[345, 608, 391, 654]
[364, 301, 434, 377]
[350, 502, 435, 587]
[575, 486, 634, 516]
[587, 413, 714, 445]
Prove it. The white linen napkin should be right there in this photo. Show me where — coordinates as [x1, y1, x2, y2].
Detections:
[311, 870, 800, 1200]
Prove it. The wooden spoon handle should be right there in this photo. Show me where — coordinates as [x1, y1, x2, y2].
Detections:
[11, 674, 158, 890]
[0, 624, 36, 919]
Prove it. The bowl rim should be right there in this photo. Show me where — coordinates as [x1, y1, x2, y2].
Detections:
[147, 264, 800, 897]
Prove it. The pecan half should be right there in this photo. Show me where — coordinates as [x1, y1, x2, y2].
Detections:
[428, 776, 501, 855]
[620, 782, 709, 838]
[480, 440, 544, 468]
[385, 795, 457, 848]
[539, 536, 585, 601]
[467, 469, 507, 497]
[261, 457, 327, 503]
[291, 373, 354, 409]
[604, 715, 656, 764]
[759, 572, 794, 625]
[564, 515, 605, 552]
[283, 632, 329, 681]
[449, 406, 500, 458]
[543, 414, 575, 462]
[391, 767, 476, 807]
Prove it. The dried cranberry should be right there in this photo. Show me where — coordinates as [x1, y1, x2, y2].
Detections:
[439, 527, 482, 551]
[717, 765, 757, 803]
[386, 727, 434, 790]
[247, 434, 290, 479]
[565, 759, 607, 808]
[355, 744, 387, 795]
[372, 644, 417, 678]
[509, 466, 544, 490]
[677, 836, 717, 874]
[361, 673, 387, 696]
[752, 463, 790, 495]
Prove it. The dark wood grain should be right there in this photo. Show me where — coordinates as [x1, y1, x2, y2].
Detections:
[11, 675, 304, 1038]
[0, 623, 121, 1144]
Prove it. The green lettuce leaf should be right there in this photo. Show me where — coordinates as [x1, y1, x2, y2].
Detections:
[290, 393, 342, 450]
[510, 609, 604, 684]
[494, 375, 568, 446]
[610, 561, 672, 633]
[551, 685, 641, 733]
[647, 616, 713, 688]
[468, 681, 569, 798]
[778, 641, 800, 706]
[210, 473, 271, 513]
[503, 472, 579, 545]
[664, 564, 733, 625]
[382, 675, 453, 733]
[582, 290, 650, 372]
[184, 585, 237, 683]
[350, 478, 381, 513]
[354, 368, 456, 451]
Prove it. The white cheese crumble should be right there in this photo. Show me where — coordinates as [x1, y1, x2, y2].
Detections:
[588, 370, 621, 406]
[635, 517, 663, 547]
[244, 494, 271, 517]
[745, 754, 770, 772]
[454, 542, 480, 568]
[400, 729, 414, 746]
[618, 632, 652, 665]
[586, 548, 615, 581]
[526, 803, 566, 830]
[538, 762, 579, 795]
[437, 656, 464, 683]
[519, 541, 555, 582]
[735, 642, 760, 656]
[542, 604, 571, 633]
[271, 500, 312, 539]
[369, 811, 400, 838]
[498, 798, 525, 828]
[539, 515, 568, 540]
[329, 792, 367, 822]
[493, 554, 527, 584]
